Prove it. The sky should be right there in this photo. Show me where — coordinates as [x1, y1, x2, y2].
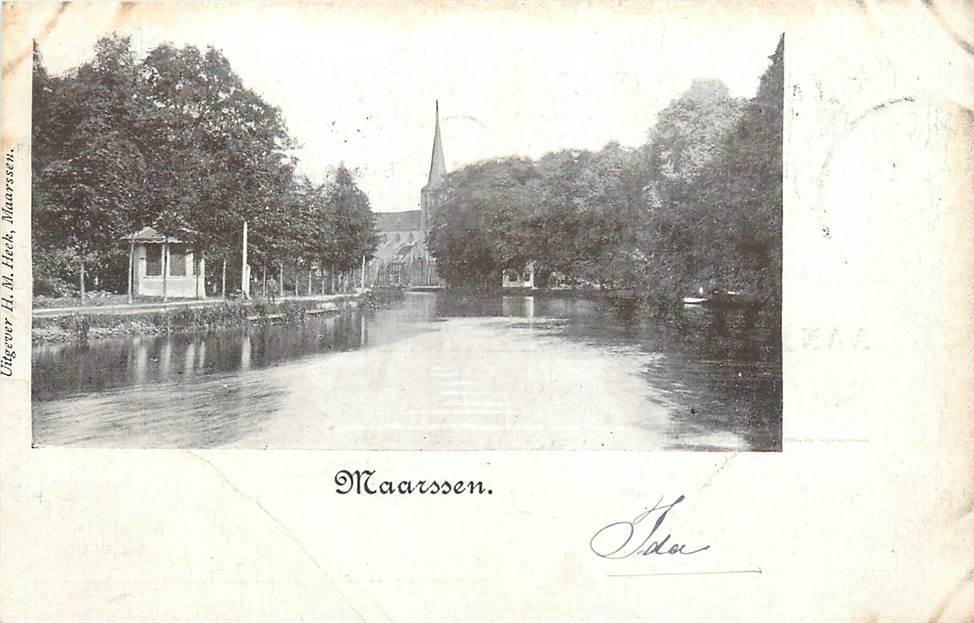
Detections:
[33, 2, 786, 214]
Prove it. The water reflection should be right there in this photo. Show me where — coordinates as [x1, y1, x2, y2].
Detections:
[502, 295, 534, 318]
[32, 292, 781, 450]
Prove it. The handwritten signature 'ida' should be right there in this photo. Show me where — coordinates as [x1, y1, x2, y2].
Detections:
[590, 495, 711, 559]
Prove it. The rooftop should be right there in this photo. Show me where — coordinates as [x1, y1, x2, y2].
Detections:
[125, 226, 184, 243]
[374, 210, 421, 232]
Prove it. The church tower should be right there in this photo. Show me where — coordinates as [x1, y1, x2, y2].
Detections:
[420, 100, 447, 236]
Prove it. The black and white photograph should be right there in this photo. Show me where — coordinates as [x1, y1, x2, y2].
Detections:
[3, 2, 973, 623]
[27, 4, 783, 450]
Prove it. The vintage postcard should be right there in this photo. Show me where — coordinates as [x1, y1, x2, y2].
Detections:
[1, 1, 971, 621]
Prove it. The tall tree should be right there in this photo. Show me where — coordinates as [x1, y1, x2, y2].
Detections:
[324, 165, 378, 271]
[428, 157, 538, 289]
[32, 36, 148, 300]
[137, 44, 295, 264]
[689, 35, 784, 302]
[32, 36, 377, 301]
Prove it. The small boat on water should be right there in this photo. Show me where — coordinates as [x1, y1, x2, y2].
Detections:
[682, 290, 758, 308]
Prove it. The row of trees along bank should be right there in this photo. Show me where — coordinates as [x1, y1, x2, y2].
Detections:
[428, 35, 783, 307]
[32, 36, 377, 302]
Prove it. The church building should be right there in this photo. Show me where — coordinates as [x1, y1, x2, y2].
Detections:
[372, 101, 447, 287]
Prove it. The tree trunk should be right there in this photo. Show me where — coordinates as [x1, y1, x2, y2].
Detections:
[279, 261, 284, 298]
[221, 258, 227, 300]
[308, 270, 313, 296]
[262, 260, 267, 298]
[79, 258, 86, 305]
[321, 259, 326, 295]
[331, 265, 336, 294]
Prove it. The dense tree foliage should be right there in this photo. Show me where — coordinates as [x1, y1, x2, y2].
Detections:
[429, 36, 783, 306]
[31, 36, 376, 299]
[322, 165, 380, 272]
[428, 158, 539, 289]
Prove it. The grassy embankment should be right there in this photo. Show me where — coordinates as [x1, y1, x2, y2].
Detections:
[32, 289, 404, 344]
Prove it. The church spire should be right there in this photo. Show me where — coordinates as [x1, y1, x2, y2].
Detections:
[427, 100, 446, 188]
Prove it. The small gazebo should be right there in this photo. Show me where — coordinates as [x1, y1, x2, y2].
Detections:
[124, 226, 206, 301]
[502, 262, 536, 289]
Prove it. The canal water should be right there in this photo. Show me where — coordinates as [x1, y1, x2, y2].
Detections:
[31, 292, 782, 450]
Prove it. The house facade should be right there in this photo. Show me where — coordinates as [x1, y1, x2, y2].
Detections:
[127, 226, 206, 299]
[371, 211, 429, 286]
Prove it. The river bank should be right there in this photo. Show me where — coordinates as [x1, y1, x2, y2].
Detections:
[431, 286, 775, 322]
[31, 289, 404, 344]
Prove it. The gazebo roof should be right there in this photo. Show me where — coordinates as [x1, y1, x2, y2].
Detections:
[124, 226, 184, 244]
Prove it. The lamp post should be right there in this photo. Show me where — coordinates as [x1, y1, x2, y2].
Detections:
[127, 235, 134, 304]
[241, 221, 249, 299]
